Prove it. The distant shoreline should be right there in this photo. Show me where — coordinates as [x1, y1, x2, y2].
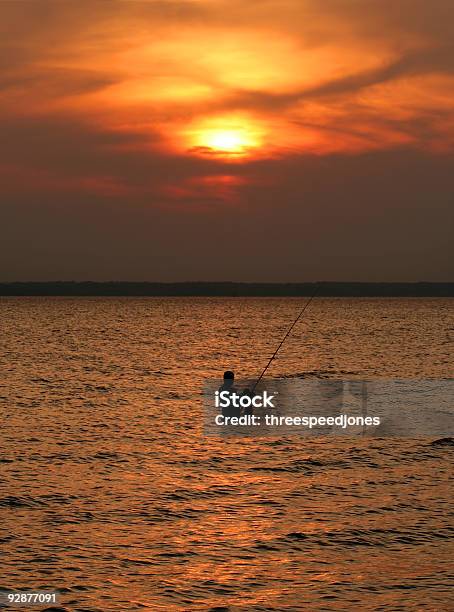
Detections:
[0, 282, 453, 297]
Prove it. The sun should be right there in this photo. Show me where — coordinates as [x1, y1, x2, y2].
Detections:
[202, 129, 254, 153]
[184, 115, 264, 157]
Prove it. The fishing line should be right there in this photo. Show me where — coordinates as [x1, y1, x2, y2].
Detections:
[251, 283, 320, 392]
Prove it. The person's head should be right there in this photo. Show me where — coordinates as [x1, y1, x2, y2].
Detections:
[223, 370, 234, 387]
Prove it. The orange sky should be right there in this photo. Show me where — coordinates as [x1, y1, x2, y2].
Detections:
[1, 1, 453, 280]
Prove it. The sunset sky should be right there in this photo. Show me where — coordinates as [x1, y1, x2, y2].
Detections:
[1, 0, 453, 281]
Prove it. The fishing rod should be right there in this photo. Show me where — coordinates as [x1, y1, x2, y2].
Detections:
[251, 283, 320, 392]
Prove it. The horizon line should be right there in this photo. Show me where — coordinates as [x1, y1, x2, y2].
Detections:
[1, 280, 453, 297]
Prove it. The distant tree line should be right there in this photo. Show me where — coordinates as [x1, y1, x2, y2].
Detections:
[0, 281, 453, 296]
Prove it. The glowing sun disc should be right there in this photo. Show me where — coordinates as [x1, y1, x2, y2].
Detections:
[202, 129, 253, 153]
[185, 117, 264, 156]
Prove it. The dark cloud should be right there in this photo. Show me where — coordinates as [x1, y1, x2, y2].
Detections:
[0, 114, 229, 184]
[2, 128, 453, 280]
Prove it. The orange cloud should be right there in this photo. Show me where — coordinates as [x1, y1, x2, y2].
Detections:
[1, 0, 453, 160]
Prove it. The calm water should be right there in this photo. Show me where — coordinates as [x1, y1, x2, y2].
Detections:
[0, 298, 453, 611]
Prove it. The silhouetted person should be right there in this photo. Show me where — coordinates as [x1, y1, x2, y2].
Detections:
[219, 370, 235, 390]
[219, 370, 241, 417]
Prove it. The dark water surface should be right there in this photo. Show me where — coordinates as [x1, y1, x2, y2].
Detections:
[0, 298, 453, 611]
